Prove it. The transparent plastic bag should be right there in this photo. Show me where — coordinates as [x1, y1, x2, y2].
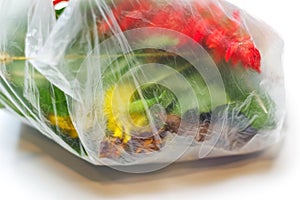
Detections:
[0, 0, 86, 156]
[0, 0, 285, 172]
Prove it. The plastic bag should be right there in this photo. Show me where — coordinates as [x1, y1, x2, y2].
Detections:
[0, 0, 82, 155]
[0, 0, 285, 172]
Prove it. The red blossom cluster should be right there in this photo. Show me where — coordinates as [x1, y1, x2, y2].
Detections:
[98, 0, 261, 72]
[53, 0, 68, 6]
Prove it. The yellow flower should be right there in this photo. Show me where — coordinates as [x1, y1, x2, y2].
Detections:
[48, 115, 78, 138]
[103, 85, 149, 143]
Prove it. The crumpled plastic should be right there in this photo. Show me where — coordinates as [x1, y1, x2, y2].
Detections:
[0, 0, 285, 172]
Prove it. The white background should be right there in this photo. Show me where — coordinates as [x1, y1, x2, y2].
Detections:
[0, 0, 299, 199]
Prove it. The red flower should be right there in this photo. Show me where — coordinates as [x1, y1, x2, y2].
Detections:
[53, 0, 68, 6]
[97, 0, 261, 72]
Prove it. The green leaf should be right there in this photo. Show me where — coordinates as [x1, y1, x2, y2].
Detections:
[218, 62, 276, 130]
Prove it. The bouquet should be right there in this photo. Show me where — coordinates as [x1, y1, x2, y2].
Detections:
[0, 0, 285, 172]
